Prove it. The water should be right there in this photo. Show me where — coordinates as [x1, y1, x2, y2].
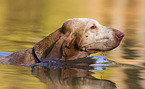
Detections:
[0, 0, 145, 89]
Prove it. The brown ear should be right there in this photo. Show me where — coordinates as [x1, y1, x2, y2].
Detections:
[44, 32, 71, 60]
[33, 28, 63, 60]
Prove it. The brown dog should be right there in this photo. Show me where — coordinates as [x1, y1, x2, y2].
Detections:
[0, 18, 124, 64]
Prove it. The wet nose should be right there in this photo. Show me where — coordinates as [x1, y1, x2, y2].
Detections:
[114, 29, 125, 40]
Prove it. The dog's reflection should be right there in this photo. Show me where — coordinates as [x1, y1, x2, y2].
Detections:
[31, 64, 116, 89]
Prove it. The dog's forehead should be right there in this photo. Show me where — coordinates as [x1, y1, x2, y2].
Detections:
[62, 18, 101, 33]
[65, 18, 99, 24]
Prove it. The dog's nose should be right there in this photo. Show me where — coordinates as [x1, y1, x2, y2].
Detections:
[114, 29, 125, 40]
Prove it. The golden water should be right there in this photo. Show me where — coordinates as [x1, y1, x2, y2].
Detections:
[0, 0, 145, 89]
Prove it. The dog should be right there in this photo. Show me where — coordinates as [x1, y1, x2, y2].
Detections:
[0, 18, 124, 64]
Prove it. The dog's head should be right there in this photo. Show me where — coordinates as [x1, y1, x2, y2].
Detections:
[61, 18, 124, 54]
[34, 18, 124, 60]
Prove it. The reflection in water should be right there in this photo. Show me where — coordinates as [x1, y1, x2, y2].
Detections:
[19, 56, 116, 89]
[0, 0, 145, 89]
[31, 63, 116, 89]
[0, 0, 45, 52]
[123, 39, 139, 59]
[122, 0, 139, 59]
[124, 69, 143, 89]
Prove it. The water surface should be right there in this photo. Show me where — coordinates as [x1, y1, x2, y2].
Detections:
[0, 0, 145, 89]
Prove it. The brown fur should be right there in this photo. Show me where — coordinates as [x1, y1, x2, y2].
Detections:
[0, 18, 124, 65]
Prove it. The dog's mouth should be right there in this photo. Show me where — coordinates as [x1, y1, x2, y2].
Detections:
[80, 38, 122, 53]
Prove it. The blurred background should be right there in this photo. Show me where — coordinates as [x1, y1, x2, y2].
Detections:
[0, 0, 145, 89]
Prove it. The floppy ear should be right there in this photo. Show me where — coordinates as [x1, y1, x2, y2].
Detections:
[43, 32, 71, 60]
[33, 28, 64, 60]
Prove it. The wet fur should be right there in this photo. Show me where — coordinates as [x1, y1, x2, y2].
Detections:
[0, 18, 124, 65]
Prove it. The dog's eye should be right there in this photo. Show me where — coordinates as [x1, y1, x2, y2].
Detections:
[90, 25, 97, 29]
